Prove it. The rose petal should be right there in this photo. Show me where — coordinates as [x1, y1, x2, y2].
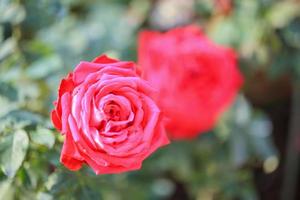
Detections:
[60, 131, 83, 171]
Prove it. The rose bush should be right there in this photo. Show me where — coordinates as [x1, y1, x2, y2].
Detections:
[138, 25, 243, 139]
[51, 55, 169, 174]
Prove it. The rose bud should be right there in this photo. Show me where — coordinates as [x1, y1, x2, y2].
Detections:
[138, 25, 243, 139]
[51, 55, 169, 174]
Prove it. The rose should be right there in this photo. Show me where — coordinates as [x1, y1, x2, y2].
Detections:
[138, 25, 243, 139]
[51, 55, 169, 174]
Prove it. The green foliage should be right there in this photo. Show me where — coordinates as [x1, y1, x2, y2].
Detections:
[0, 0, 298, 199]
[0, 129, 29, 178]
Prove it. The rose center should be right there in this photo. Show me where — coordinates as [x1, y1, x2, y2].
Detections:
[103, 103, 121, 121]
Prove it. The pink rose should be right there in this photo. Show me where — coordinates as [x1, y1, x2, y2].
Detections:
[51, 55, 169, 174]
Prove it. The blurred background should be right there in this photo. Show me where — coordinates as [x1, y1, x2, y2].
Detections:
[0, 0, 300, 199]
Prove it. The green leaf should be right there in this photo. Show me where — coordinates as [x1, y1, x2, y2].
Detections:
[0, 110, 43, 125]
[37, 192, 53, 200]
[0, 129, 29, 178]
[0, 38, 16, 60]
[0, 179, 14, 200]
[283, 20, 300, 49]
[0, 26, 3, 42]
[267, 1, 300, 28]
[249, 117, 277, 160]
[0, 81, 18, 101]
[30, 127, 55, 149]
[75, 184, 103, 200]
[0, 3, 26, 24]
[46, 170, 77, 197]
[26, 55, 62, 79]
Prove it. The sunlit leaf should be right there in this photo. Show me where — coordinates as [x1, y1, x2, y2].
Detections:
[0, 38, 16, 60]
[30, 127, 55, 149]
[0, 179, 14, 200]
[267, 1, 300, 28]
[0, 3, 26, 24]
[0, 129, 29, 178]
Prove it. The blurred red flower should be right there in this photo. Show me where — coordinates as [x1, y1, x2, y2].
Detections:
[138, 25, 243, 139]
[51, 55, 169, 174]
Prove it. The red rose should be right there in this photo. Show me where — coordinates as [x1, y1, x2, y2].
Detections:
[138, 25, 243, 139]
[51, 55, 169, 174]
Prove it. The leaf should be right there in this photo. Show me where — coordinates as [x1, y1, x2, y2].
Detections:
[0, 81, 18, 101]
[0, 98, 18, 119]
[0, 129, 29, 178]
[283, 20, 300, 49]
[0, 110, 43, 125]
[75, 184, 103, 200]
[0, 3, 26, 24]
[232, 95, 252, 127]
[0, 26, 3, 42]
[45, 170, 103, 199]
[230, 132, 249, 167]
[0, 179, 14, 200]
[208, 18, 239, 46]
[0, 38, 16, 60]
[30, 127, 55, 149]
[26, 55, 62, 79]
[37, 192, 53, 200]
[45, 171, 76, 194]
[267, 1, 300, 28]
